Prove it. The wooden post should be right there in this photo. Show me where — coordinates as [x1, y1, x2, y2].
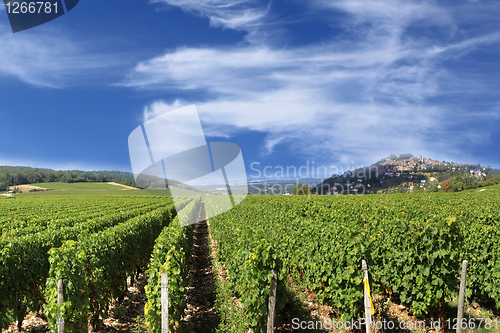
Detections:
[457, 260, 468, 333]
[161, 273, 169, 333]
[267, 269, 277, 333]
[362, 260, 371, 333]
[57, 279, 64, 333]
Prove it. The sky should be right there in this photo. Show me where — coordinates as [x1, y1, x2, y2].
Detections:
[1, 0, 500, 180]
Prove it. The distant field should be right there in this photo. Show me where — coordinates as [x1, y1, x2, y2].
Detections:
[33, 182, 125, 190]
[19, 190, 171, 196]
[142, 188, 201, 196]
[18, 182, 162, 196]
[15, 182, 202, 197]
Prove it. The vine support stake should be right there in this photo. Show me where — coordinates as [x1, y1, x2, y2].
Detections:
[57, 279, 64, 333]
[161, 273, 169, 333]
[267, 269, 277, 333]
[362, 260, 372, 333]
[457, 260, 468, 333]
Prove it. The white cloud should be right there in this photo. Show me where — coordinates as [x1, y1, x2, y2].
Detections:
[130, 0, 500, 167]
[426, 32, 500, 58]
[0, 24, 121, 87]
[151, 0, 271, 43]
[312, 0, 450, 23]
[143, 99, 189, 122]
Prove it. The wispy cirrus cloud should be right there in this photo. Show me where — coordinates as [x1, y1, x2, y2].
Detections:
[128, 0, 500, 167]
[312, 0, 451, 24]
[0, 23, 123, 88]
[151, 0, 272, 43]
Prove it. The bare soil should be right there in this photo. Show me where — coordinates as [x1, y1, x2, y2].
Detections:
[182, 203, 219, 332]
[7, 185, 47, 193]
[106, 182, 140, 190]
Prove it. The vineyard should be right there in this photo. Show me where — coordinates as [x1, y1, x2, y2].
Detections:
[207, 192, 500, 331]
[0, 195, 184, 331]
[0, 190, 500, 332]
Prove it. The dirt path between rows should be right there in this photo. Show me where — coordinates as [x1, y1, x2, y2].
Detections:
[182, 203, 219, 332]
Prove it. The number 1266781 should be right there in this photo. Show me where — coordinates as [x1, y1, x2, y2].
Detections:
[5, 2, 58, 14]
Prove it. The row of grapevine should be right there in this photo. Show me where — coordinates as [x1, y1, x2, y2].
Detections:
[462, 217, 500, 308]
[0, 196, 149, 226]
[207, 195, 290, 332]
[208, 192, 500, 332]
[0, 196, 97, 222]
[1, 201, 167, 238]
[44, 203, 181, 331]
[0, 196, 174, 329]
[144, 197, 201, 332]
[0, 196, 168, 236]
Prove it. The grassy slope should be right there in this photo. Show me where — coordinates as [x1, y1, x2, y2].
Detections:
[17, 182, 202, 197]
[32, 182, 124, 190]
[461, 183, 500, 193]
[479, 183, 500, 191]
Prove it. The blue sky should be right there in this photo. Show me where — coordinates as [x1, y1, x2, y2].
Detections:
[1, 0, 500, 179]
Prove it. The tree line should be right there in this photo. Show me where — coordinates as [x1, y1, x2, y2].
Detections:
[0, 166, 201, 192]
[438, 174, 500, 192]
[0, 166, 137, 192]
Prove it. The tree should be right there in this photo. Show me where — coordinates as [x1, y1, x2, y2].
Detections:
[451, 181, 465, 192]
[429, 186, 439, 192]
[441, 179, 452, 192]
[292, 184, 311, 195]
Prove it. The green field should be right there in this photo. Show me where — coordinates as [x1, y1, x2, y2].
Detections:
[33, 182, 125, 190]
[461, 183, 500, 193]
[479, 183, 500, 191]
[12, 182, 202, 196]
[20, 188, 171, 196]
